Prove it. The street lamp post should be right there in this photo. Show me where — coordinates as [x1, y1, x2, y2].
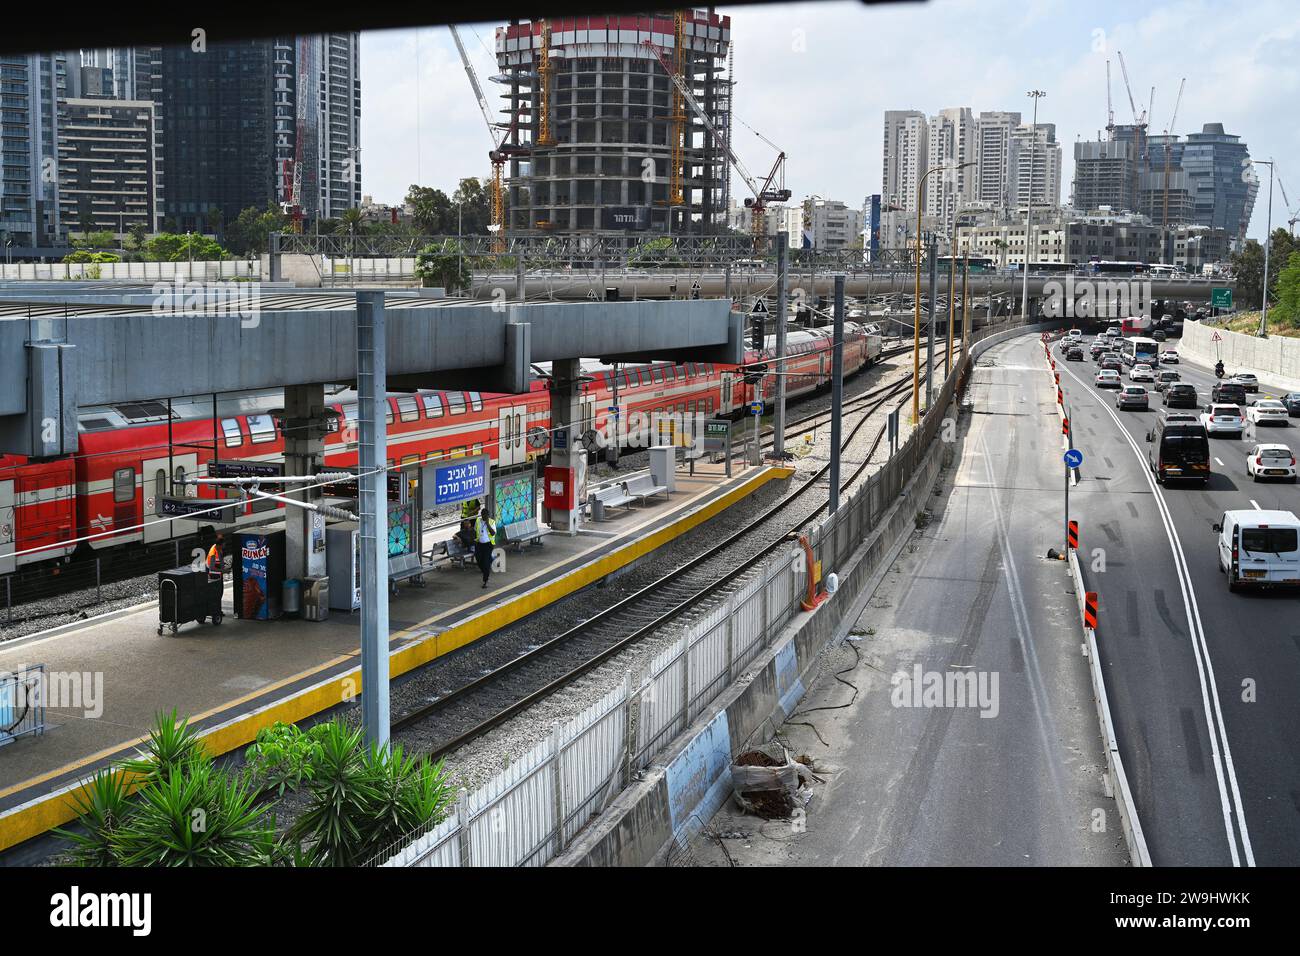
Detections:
[1022, 90, 1047, 324]
[1255, 159, 1275, 337]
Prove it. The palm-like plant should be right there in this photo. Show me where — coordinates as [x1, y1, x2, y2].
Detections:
[113, 758, 274, 867]
[54, 769, 134, 866]
[334, 208, 364, 237]
[121, 709, 204, 785]
[288, 721, 377, 866]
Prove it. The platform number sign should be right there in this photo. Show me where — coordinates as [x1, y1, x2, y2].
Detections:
[430, 454, 491, 506]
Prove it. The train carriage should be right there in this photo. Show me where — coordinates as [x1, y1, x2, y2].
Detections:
[1, 322, 880, 570]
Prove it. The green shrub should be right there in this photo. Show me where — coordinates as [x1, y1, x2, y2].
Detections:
[112, 758, 274, 867]
[243, 721, 329, 797]
[122, 709, 205, 785]
[53, 769, 134, 866]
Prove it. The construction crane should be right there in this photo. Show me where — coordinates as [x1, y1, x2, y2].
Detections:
[536, 20, 555, 148]
[1116, 51, 1151, 212]
[279, 36, 311, 233]
[1279, 178, 1299, 236]
[643, 37, 790, 244]
[1161, 77, 1185, 229]
[1104, 59, 1115, 139]
[666, 10, 686, 207]
[449, 24, 527, 251]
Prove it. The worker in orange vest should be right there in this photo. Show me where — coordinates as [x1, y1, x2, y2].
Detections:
[206, 534, 224, 575]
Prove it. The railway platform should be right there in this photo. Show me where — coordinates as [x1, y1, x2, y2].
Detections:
[0, 459, 792, 855]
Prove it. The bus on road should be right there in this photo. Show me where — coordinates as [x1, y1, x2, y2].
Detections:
[1121, 336, 1160, 367]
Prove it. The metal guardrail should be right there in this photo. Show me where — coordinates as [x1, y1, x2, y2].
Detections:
[0, 664, 46, 747]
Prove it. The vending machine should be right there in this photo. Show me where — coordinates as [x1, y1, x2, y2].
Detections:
[325, 522, 362, 611]
[232, 526, 286, 620]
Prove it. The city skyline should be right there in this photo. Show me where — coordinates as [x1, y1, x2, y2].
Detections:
[359, 0, 1299, 243]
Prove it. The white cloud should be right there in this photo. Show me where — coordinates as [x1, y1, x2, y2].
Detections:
[360, 0, 1300, 240]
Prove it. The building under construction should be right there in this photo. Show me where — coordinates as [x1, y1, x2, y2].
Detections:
[493, 11, 732, 238]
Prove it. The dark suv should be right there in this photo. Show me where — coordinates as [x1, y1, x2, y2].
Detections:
[1212, 382, 1248, 406]
[1163, 383, 1199, 408]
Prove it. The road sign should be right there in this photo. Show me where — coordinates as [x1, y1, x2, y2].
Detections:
[748, 401, 764, 415]
[1211, 331, 1223, 342]
[1063, 449, 1083, 469]
[1211, 288, 1233, 309]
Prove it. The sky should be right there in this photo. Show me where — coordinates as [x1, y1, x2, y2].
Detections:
[359, 0, 1300, 242]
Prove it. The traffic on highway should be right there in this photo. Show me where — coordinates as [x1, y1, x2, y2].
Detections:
[1053, 325, 1300, 867]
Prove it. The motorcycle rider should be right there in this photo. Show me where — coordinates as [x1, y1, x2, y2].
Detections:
[1214, 359, 1225, 379]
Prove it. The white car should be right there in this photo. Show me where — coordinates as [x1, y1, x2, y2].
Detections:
[1117, 385, 1149, 410]
[1247, 400, 1289, 427]
[1106, 327, 1122, 338]
[1129, 363, 1156, 382]
[1095, 369, 1121, 389]
[1216, 509, 1300, 590]
[1201, 403, 1245, 436]
[1160, 350, 1179, 364]
[1246, 444, 1297, 482]
[1231, 373, 1259, 393]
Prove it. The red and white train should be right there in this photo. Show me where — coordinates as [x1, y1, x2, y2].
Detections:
[0, 323, 880, 573]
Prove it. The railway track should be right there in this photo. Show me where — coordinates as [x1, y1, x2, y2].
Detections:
[391, 358, 934, 757]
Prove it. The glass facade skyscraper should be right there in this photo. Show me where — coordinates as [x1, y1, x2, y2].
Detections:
[1180, 123, 1258, 245]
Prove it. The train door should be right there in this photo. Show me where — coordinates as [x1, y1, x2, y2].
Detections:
[720, 374, 735, 415]
[496, 405, 528, 467]
[0, 479, 13, 574]
[142, 453, 198, 543]
[580, 394, 597, 445]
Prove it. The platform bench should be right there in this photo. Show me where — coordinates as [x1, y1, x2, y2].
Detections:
[622, 474, 670, 504]
[432, 536, 475, 570]
[503, 517, 551, 550]
[589, 484, 638, 521]
[388, 551, 430, 596]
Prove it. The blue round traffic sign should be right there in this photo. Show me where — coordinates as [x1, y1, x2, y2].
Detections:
[1063, 449, 1084, 468]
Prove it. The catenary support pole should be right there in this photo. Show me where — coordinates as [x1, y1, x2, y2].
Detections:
[774, 233, 789, 458]
[927, 241, 937, 409]
[830, 273, 845, 514]
[356, 291, 390, 749]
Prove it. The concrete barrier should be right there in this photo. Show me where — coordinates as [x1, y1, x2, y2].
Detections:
[554, 321, 1066, 866]
[1180, 319, 1300, 393]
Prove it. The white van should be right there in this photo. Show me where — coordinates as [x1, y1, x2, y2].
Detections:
[1214, 509, 1300, 591]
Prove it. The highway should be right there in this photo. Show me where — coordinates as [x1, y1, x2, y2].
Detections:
[1056, 334, 1300, 866]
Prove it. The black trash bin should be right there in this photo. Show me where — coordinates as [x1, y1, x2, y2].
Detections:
[157, 567, 224, 636]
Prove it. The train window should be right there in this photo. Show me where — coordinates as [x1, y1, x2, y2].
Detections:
[652, 367, 665, 384]
[385, 402, 394, 424]
[473, 443, 483, 456]
[153, 469, 166, 515]
[422, 394, 444, 418]
[401, 454, 420, 471]
[221, 418, 243, 448]
[452, 446, 466, 458]
[396, 395, 420, 423]
[173, 466, 186, 493]
[247, 414, 277, 444]
[113, 467, 134, 503]
[686, 363, 697, 376]
[468, 392, 484, 412]
[664, 366, 675, 382]
[623, 370, 634, 389]
[688, 401, 697, 414]
[641, 368, 654, 386]
[425, 450, 443, 463]
[447, 392, 467, 415]
[676, 365, 686, 379]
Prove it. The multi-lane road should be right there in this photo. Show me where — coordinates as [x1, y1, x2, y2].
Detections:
[1056, 334, 1300, 866]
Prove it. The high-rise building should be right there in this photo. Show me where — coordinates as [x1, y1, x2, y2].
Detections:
[158, 34, 359, 233]
[924, 107, 976, 238]
[495, 13, 731, 236]
[1008, 121, 1061, 210]
[1180, 123, 1257, 245]
[974, 111, 1020, 210]
[57, 98, 160, 235]
[1072, 139, 1137, 213]
[0, 52, 70, 249]
[796, 197, 861, 251]
[882, 109, 928, 218]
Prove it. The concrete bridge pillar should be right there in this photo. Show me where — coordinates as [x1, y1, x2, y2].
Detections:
[281, 383, 329, 581]
[544, 358, 588, 535]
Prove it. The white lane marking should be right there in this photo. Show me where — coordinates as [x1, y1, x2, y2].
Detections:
[1059, 360, 1255, 866]
[1250, 500, 1261, 511]
[1215, 458, 1225, 466]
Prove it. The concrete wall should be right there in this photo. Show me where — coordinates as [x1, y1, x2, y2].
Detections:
[1180, 319, 1300, 392]
[552, 319, 1063, 867]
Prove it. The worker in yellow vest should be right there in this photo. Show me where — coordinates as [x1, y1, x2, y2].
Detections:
[474, 506, 496, 588]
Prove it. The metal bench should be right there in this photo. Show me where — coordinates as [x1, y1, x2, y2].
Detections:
[434, 535, 475, 569]
[588, 484, 637, 521]
[622, 474, 670, 505]
[502, 516, 551, 550]
[388, 551, 429, 596]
